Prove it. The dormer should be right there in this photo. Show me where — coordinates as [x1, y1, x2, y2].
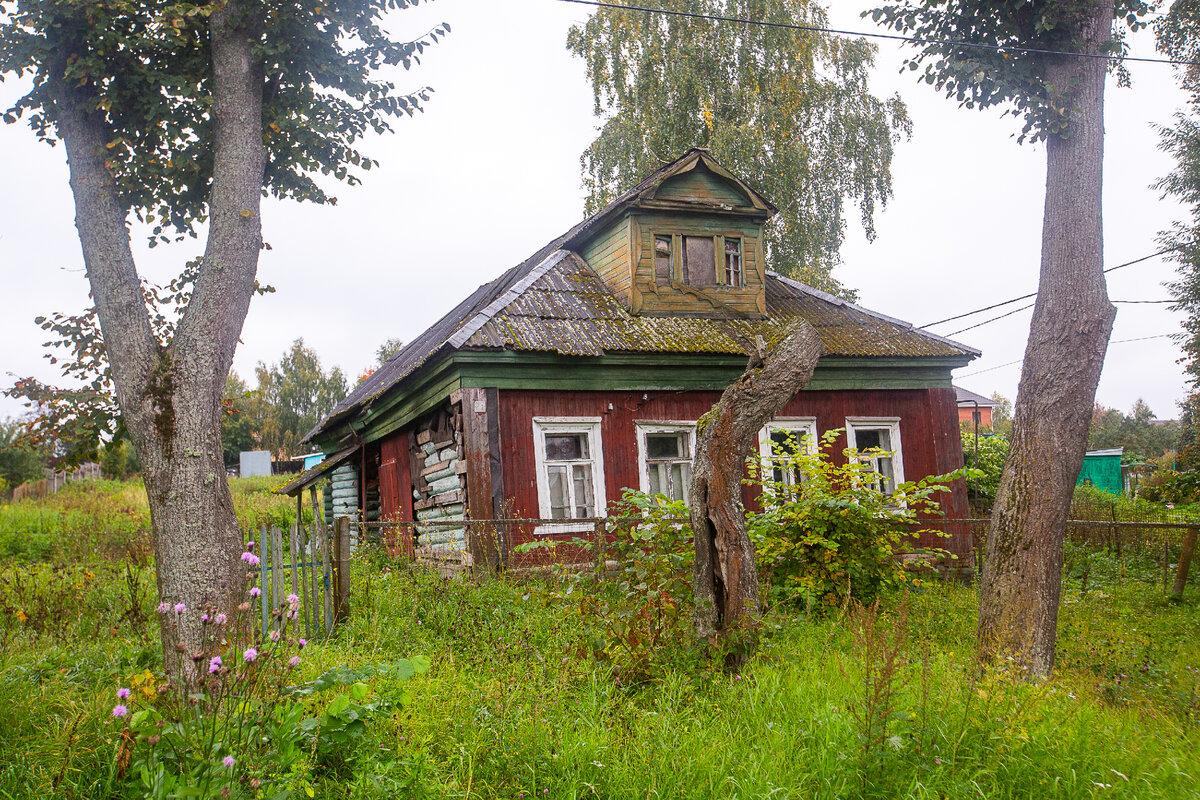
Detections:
[567, 150, 776, 319]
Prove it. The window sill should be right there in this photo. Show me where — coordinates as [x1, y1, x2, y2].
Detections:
[533, 520, 601, 537]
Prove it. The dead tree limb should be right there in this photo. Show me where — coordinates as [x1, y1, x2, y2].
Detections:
[690, 321, 823, 667]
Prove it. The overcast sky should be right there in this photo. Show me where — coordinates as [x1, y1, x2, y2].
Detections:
[0, 1, 1191, 424]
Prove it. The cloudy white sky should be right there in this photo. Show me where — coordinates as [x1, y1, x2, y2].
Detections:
[0, 1, 1191, 423]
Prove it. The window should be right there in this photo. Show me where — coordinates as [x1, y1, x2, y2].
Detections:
[654, 235, 673, 284]
[533, 418, 606, 532]
[845, 418, 904, 495]
[636, 423, 696, 503]
[758, 418, 817, 491]
[682, 235, 716, 287]
[724, 238, 743, 287]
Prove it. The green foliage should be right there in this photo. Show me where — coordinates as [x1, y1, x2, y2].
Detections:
[870, 0, 1154, 143]
[747, 430, 970, 611]
[520, 490, 702, 681]
[375, 338, 406, 367]
[4, 549, 1200, 797]
[250, 338, 349, 459]
[1139, 469, 1200, 505]
[959, 431, 1010, 506]
[1088, 399, 1180, 462]
[0, 417, 45, 492]
[567, 0, 910, 296]
[0, 0, 447, 242]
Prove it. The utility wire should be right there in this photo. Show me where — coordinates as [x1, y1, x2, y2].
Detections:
[920, 249, 1174, 329]
[557, 0, 1200, 67]
[956, 334, 1177, 378]
[944, 303, 1034, 337]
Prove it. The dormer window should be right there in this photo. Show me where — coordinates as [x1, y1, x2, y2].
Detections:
[724, 238, 743, 287]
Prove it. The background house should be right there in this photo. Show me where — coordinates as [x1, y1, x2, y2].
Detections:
[955, 386, 1001, 430]
[293, 151, 980, 567]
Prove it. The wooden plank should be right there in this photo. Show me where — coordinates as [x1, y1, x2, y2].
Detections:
[259, 526, 269, 638]
[272, 526, 285, 628]
[413, 489, 465, 510]
[289, 524, 300, 637]
[417, 430, 433, 445]
[420, 459, 453, 477]
[461, 386, 499, 571]
[449, 388, 463, 406]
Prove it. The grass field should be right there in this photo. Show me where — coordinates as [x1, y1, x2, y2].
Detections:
[0, 481, 1198, 799]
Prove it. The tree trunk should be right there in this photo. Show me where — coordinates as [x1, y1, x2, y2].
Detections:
[977, 1, 1116, 678]
[691, 323, 823, 668]
[50, 0, 268, 676]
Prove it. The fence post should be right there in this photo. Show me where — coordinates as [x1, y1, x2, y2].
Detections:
[1171, 527, 1198, 601]
[259, 526, 269, 637]
[334, 517, 351, 621]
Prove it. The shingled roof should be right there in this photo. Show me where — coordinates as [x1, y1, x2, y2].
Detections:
[302, 246, 977, 444]
[302, 150, 977, 445]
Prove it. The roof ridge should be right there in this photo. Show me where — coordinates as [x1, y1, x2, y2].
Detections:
[447, 250, 572, 349]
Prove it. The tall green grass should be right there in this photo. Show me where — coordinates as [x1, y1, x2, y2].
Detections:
[1, 540, 1197, 798]
[0, 477, 309, 562]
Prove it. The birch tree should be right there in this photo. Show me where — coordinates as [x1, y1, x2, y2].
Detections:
[568, 0, 910, 297]
[0, 0, 446, 667]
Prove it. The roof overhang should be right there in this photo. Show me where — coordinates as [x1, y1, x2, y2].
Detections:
[273, 445, 359, 497]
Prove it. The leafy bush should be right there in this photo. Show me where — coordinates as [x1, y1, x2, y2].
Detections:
[747, 430, 971, 612]
[959, 431, 1009, 507]
[519, 490, 700, 681]
[1139, 469, 1200, 505]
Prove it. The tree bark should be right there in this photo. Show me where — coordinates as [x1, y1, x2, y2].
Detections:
[977, 1, 1117, 678]
[691, 323, 823, 668]
[50, 0, 268, 674]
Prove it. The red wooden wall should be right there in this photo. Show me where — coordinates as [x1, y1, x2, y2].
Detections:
[497, 387, 970, 557]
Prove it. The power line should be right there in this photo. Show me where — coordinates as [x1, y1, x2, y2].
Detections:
[557, 0, 1200, 68]
[920, 249, 1174, 329]
[956, 334, 1178, 378]
[945, 303, 1034, 337]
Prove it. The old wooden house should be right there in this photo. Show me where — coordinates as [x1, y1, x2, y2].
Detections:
[295, 150, 979, 566]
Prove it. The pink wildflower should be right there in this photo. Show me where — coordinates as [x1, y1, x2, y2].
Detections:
[209, 656, 222, 673]
[287, 593, 299, 605]
[298, 639, 307, 648]
[157, 602, 170, 614]
[117, 687, 130, 700]
[112, 704, 128, 718]
[173, 603, 186, 615]
[214, 613, 227, 625]
[288, 656, 301, 668]
[223, 755, 235, 769]
[269, 630, 281, 642]
[243, 647, 258, 663]
[246, 540, 255, 550]
[250, 587, 261, 597]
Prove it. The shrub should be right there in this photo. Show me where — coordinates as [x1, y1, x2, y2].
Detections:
[959, 431, 1009, 508]
[747, 430, 971, 612]
[1140, 469, 1200, 505]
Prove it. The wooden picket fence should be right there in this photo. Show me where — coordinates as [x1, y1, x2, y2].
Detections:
[244, 519, 352, 640]
[10, 462, 102, 503]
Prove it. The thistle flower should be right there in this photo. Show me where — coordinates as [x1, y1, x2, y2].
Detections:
[112, 704, 128, 718]
[246, 540, 255, 550]
[214, 613, 227, 625]
[269, 629, 281, 642]
[157, 602, 170, 614]
[298, 639, 307, 648]
[288, 656, 301, 669]
[243, 648, 258, 663]
[223, 755, 236, 769]
[287, 593, 299, 606]
[117, 687, 130, 700]
[173, 603, 186, 615]
[240, 552, 260, 566]
[249, 587, 261, 597]
[209, 656, 223, 674]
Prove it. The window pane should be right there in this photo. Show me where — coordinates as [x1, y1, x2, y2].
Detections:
[648, 463, 664, 496]
[683, 236, 715, 287]
[855, 428, 884, 451]
[876, 455, 895, 494]
[545, 433, 587, 461]
[572, 464, 595, 517]
[548, 466, 569, 519]
[654, 235, 672, 284]
[724, 238, 742, 287]
[671, 462, 691, 504]
[647, 433, 684, 460]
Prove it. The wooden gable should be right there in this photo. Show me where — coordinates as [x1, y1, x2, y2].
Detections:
[574, 152, 772, 319]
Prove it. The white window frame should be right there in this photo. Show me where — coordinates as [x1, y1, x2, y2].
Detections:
[635, 421, 697, 503]
[532, 417, 606, 535]
[758, 417, 818, 491]
[845, 417, 904, 494]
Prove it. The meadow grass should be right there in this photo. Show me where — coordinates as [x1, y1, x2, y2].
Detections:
[0, 481, 1197, 798]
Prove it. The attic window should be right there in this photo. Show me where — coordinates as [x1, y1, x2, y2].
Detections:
[682, 235, 715, 287]
[724, 238, 743, 287]
[654, 235, 673, 283]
